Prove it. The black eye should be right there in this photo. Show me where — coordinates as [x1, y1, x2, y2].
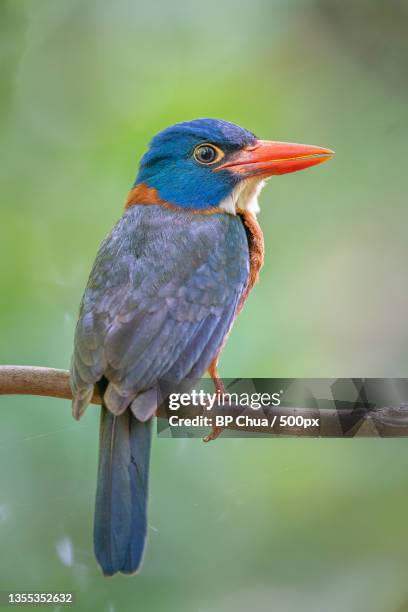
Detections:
[193, 143, 224, 165]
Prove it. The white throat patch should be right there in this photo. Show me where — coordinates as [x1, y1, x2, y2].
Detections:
[219, 177, 266, 216]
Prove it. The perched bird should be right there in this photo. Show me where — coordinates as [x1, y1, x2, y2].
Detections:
[70, 118, 333, 576]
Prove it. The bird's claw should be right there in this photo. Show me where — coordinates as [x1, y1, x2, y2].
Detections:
[203, 425, 223, 443]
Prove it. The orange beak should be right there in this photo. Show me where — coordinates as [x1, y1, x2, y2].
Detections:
[216, 140, 334, 177]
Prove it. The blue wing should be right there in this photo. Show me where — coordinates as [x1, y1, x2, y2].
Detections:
[71, 204, 249, 418]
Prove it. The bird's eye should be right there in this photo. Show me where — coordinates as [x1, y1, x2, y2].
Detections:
[193, 143, 224, 165]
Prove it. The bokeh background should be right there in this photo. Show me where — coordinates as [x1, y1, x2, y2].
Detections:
[1, 0, 408, 610]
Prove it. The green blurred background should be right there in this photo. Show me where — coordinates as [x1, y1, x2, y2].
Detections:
[1, 0, 408, 610]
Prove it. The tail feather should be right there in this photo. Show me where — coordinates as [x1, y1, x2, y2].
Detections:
[94, 403, 152, 576]
[122, 414, 151, 573]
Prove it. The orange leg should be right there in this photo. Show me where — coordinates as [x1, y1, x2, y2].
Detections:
[203, 358, 225, 443]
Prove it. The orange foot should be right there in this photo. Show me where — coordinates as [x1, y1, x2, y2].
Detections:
[203, 358, 225, 443]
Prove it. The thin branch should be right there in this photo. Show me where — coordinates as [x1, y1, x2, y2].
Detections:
[0, 365, 100, 405]
[0, 365, 407, 437]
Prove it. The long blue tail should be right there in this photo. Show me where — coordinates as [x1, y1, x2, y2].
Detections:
[94, 403, 152, 576]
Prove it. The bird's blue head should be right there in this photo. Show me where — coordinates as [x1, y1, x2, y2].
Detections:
[131, 118, 334, 213]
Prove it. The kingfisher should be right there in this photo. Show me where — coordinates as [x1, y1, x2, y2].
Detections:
[70, 118, 333, 576]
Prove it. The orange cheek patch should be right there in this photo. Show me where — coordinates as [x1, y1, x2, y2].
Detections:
[125, 183, 166, 208]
